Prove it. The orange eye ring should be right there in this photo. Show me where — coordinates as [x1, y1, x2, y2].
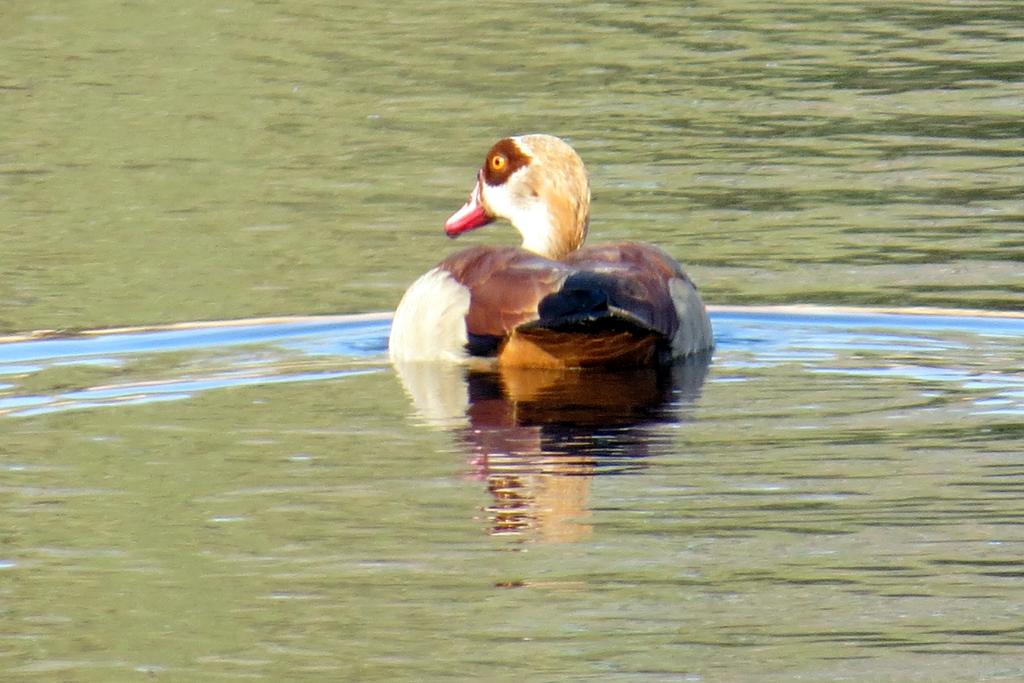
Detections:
[489, 154, 507, 172]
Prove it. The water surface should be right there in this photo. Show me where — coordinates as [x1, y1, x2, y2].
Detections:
[2, 0, 1023, 680]
[3, 1, 1021, 331]
[3, 308, 1023, 681]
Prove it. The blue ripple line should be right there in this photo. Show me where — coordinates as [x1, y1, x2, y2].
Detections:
[711, 309, 1024, 338]
[0, 309, 1019, 368]
[6, 368, 381, 418]
[62, 369, 377, 400]
[0, 319, 392, 364]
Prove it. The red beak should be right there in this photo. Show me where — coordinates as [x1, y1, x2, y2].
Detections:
[444, 174, 494, 237]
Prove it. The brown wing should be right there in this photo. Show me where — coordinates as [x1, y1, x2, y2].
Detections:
[561, 242, 691, 339]
[439, 246, 573, 338]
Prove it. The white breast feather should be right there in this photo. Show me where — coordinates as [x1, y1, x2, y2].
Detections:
[388, 267, 471, 362]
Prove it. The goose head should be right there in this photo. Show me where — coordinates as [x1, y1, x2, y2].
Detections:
[444, 134, 591, 260]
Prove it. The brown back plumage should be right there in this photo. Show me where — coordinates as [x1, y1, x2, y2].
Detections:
[439, 246, 572, 338]
[439, 242, 697, 367]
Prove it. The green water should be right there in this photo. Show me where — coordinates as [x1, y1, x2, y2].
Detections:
[2, 1, 1023, 681]
[3, 314, 1024, 681]
[3, 1, 1021, 332]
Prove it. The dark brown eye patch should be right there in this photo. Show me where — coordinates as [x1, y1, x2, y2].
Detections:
[481, 138, 530, 186]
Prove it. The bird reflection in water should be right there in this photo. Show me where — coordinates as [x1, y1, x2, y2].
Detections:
[393, 355, 710, 542]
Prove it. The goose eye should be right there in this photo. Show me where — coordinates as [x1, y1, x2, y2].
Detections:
[489, 154, 507, 172]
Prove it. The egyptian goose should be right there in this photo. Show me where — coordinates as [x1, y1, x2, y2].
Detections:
[388, 134, 713, 368]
